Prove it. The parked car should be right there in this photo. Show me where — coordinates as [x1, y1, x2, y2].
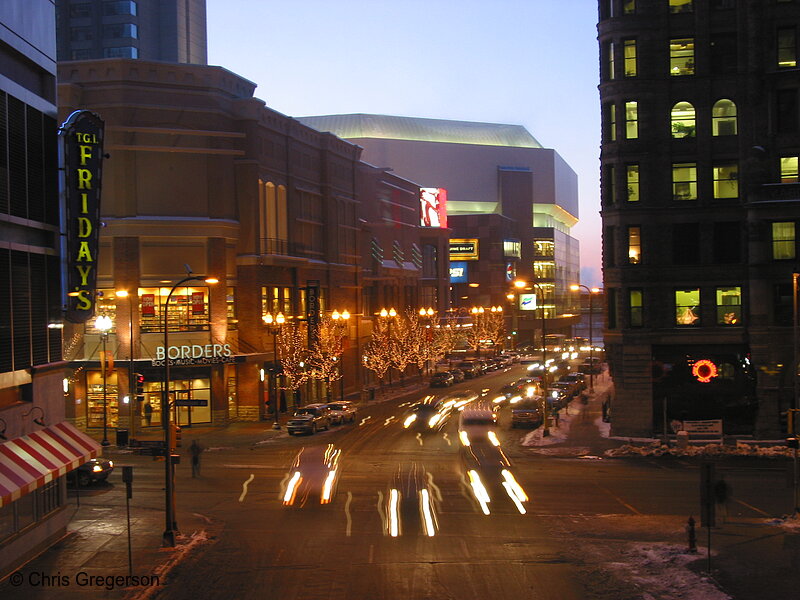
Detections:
[430, 371, 455, 387]
[68, 457, 114, 487]
[325, 401, 358, 424]
[456, 361, 480, 378]
[559, 373, 586, 394]
[287, 404, 332, 435]
[448, 369, 465, 383]
[511, 398, 544, 428]
[579, 360, 602, 375]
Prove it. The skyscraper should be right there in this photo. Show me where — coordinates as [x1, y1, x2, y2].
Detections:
[599, 0, 800, 438]
[56, 0, 207, 64]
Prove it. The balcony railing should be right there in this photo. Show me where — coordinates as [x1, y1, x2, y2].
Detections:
[751, 183, 800, 203]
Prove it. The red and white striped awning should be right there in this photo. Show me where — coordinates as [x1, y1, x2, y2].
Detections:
[0, 421, 101, 507]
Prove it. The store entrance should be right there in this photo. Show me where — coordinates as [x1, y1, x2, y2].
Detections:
[174, 378, 211, 426]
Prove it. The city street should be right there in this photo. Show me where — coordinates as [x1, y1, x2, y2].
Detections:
[4, 363, 798, 600]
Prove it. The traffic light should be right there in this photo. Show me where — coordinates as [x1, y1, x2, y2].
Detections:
[134, 373, 145, 402]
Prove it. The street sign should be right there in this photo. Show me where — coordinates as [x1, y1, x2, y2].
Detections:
[174, 398, 207, 407]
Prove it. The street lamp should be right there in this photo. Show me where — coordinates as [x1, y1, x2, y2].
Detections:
[162, 273, 217, 547]
[263, 311, 286, 429]
[516, 279, 550, 436]
[95, 313, 113, 447]
[331, 309, 350, 401]
[379, 308, 397, 386]
[115, 289, 136, 440]
[570, 284, 602, 391]
[471, 306, 485, 357]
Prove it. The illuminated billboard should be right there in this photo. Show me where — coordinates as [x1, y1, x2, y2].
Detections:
[449, 239, 479, 261]
[420, 187, 447, 228]
[449, 261, 468, 283]
[519, 293, 538, 311]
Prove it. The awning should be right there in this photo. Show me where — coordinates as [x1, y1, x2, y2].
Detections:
[0, 421, 101, 507]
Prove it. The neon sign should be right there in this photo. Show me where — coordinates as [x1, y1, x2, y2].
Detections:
[692, 359, 718, 383]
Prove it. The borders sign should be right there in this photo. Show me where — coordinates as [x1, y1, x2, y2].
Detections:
[307, 279, 320, 348]
[59, 110, 105, 323]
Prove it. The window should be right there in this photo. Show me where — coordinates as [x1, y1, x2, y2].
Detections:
[672, 163, 697, 200]
[70, 27, 93, 41]
[607, 288, 618, 329]
[671, 101, 696, 138]
[624, 39, 637, 76]
[672, 223, 699, 265]
[777, 89, 798, 133]
[103, 1, 137, 16]
[533, 239, 555, 257]
[670, 0, 693, 12]
[778, 28, 797, 68]
[227, 287, 237, 330]
[716, 287, 742, 325]
[781, 156, 799, 182]
[104, 23, 138, 39]
[625, 101, 638, 139]
[626, 164, 639, 201]
[627, 226, 641, 264]
[604, 226, 616, 267]
[261, 286, 293, 318]
[70, 4, 91, 17]
[670, 38, 695, 76]
[772, 221, 796, 259]
[712, 0, 735, 8]
[712, 222, 741, 264]
[713, 163, 739, 199]
[623, 0, 636, 13]
[604, 164, 616, 205]
[103, 46, 138, 58]
[712, 99, 738, 136]
[774, 283, 793, 326]
[606, 41, 616, 80]
[138, 286, 212, 332]
[71, 49, 92, 60]
[711, 34, 737, 75]
[422, 244, 438, 277]
[675, 288, 700, 326]
[629, 289, 643, 327]
[605, 103, 617, 141]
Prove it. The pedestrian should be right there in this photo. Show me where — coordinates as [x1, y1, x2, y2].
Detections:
[714, 477, 731, 524]
[144, 402, 153, 426]
[189, 439, 203, 478]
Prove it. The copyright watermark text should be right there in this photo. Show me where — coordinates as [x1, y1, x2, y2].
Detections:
[8, 570, 161, 591]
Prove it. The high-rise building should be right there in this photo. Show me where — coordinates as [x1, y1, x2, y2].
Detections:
[56, 0, 207, 63]
[599, 0, 800, 438]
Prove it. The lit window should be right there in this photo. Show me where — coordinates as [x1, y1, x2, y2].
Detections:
[778, 28, 797, 68]
[713, 163, 739, 199]
[670, 101, 696, 138]
[712, 99, 737, 136]
[629, 289, 643, 327]
[606, 41, 615, 80]
[670, 38, 695, 76]
[227, 287, 237, 330]
[623, 0, 636, 14]
[781, 156, 799, 183]
[670, 0, 693, 13]
[625, 101, 638, 139]
[628, 226, 641, 264]
[672, 163, 697, 200]
[624, 39, 637, 76]
[533, 240, 555, 257]
[772, 222, 796, 260]
[716, 287, 742, 326]
[675, 288, 700, 326]
[626, 164, 639, 202]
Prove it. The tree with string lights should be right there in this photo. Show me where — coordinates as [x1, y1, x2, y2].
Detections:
[305, 312, 347, 402]
[362, 315, 393, 389]
[277, 322, 309, 407]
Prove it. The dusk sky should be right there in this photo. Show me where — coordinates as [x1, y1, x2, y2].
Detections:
[206, 0, 601, 287]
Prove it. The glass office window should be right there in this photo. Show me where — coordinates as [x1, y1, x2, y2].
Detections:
[628, 226, 641, 264]
[670, 0, 693, 13]
[712, 99, 738, 136]
[778, 28, 797, 68]
[626, 164, 639, 202]
[629, 289, 643, 327]
[623, 0, 636, 14]
[624, 39, 637, 76]
[713, 163, 739, 199]
[671, 101, 696, 138]
[772, 222, 796, 260]
[670, 38, 695, 75]
[672, 163, 697, 200]
[625, 101, 638, 139]
[675, 288, 700, 326]
[104, 23, 138, 39]
[781, 156, 799, 183]
[716, 287, 742, 325]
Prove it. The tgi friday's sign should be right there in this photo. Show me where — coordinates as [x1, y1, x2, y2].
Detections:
[59, 110, 105, 323]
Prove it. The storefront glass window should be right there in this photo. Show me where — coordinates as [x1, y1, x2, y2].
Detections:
[716, 287, 742, 325]
[86, 370, 119, 428]
[139, 286, 211, 333]
[675, 288, 700, 326]
[670, 38, 695, 75]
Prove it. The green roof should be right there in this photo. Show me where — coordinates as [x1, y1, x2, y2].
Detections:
[298, 113, 542, 148]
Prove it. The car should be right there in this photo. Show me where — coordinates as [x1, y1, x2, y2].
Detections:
[458, 407, 499, 447]
[384, 463, 440, 537]
[510, 398, 543, 428]
[456, 361, 480, 378]
[448, 369, 465, 383]
[430, 371, 455, 387]
[551, 380, 578, 399]
[460, 441, 528, 515]
[282, 444, 342, 506]
[559, 373, 586, 394]
[287, 404, 332, 435]
[403, 400, 450, 433]
[325, 401, 358, 424]
[68, 457, 114, 487]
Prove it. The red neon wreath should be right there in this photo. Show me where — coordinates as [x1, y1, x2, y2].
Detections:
[692, 359, 718, 383]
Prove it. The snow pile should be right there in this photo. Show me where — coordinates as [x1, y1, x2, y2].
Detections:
[765, 513, 800, 531]
[605, 441, 795, 458]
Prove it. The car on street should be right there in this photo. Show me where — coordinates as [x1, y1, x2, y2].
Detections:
[461, 441, 528, 515]
[430, 371, 455, 387]
[287, 404, 332, 435]
[510, 398, 544, 428]
[67, 457, 114, 487]
[403, 399, 451, 433]
[456, 361, 480, 378]
[282, 444, 341, 506]
[383, 463, 439, 537]
[325, 401, 358, 424]
[580, 357, 603, 374]
[458, 406, 499, 447]
[448, 369, 465, 383]
[559, 372, 586, 394]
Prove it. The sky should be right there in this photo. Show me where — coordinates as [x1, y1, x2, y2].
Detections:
[206, 0, 602, 287]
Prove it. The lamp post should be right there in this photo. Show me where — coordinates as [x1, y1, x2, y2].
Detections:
[470, 306, 485, 357]
[516, 279, 549, 436]
[162, 273, 217, 547]
[380, 308, 397, 387]
[263, 311, 286, 429]
[331, 309, 350, 401]
[115, 290, 136, 440]
[571, 284, 602, 391]
[419, 307, 435, 375]
[95, 314, 113, 446]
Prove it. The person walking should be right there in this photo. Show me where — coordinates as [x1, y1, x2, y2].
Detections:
[189, 439, 203, 478]
[143, 402, 153, 426]
[714, 476, 731, 524]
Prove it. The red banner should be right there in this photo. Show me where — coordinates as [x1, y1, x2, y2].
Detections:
[141, 294, 155, 316]
[191, 291, 205, 314]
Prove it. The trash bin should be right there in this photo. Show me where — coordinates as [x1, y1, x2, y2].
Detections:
[116, 428, 129, 447]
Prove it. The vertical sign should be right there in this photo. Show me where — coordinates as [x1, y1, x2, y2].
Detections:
[59, 110, 105, 323]
[306, 280, 320, 348]
[141, 294, 156, 316]
[191, 291, 205, 314]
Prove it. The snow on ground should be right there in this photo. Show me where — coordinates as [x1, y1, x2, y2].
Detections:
[604, 441, 796, 458]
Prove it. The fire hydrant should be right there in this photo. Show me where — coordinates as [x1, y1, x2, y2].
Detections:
[687, 516, 697, 553]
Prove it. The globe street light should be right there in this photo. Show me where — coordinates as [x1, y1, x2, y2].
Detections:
[380, 308, 397, 386]
[331, 309, 350, 401]
[115, 289, 136, 441]
[263, 311, 286, 429]
[570, 284, 602, 391]
[95, 314, 113, 447]
[516, 279, 550, 437]
[162, 273, 217, 548]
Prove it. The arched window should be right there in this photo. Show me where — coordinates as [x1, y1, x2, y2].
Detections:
[712, 99, 737, 136]
[671, 101, 695, 138]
